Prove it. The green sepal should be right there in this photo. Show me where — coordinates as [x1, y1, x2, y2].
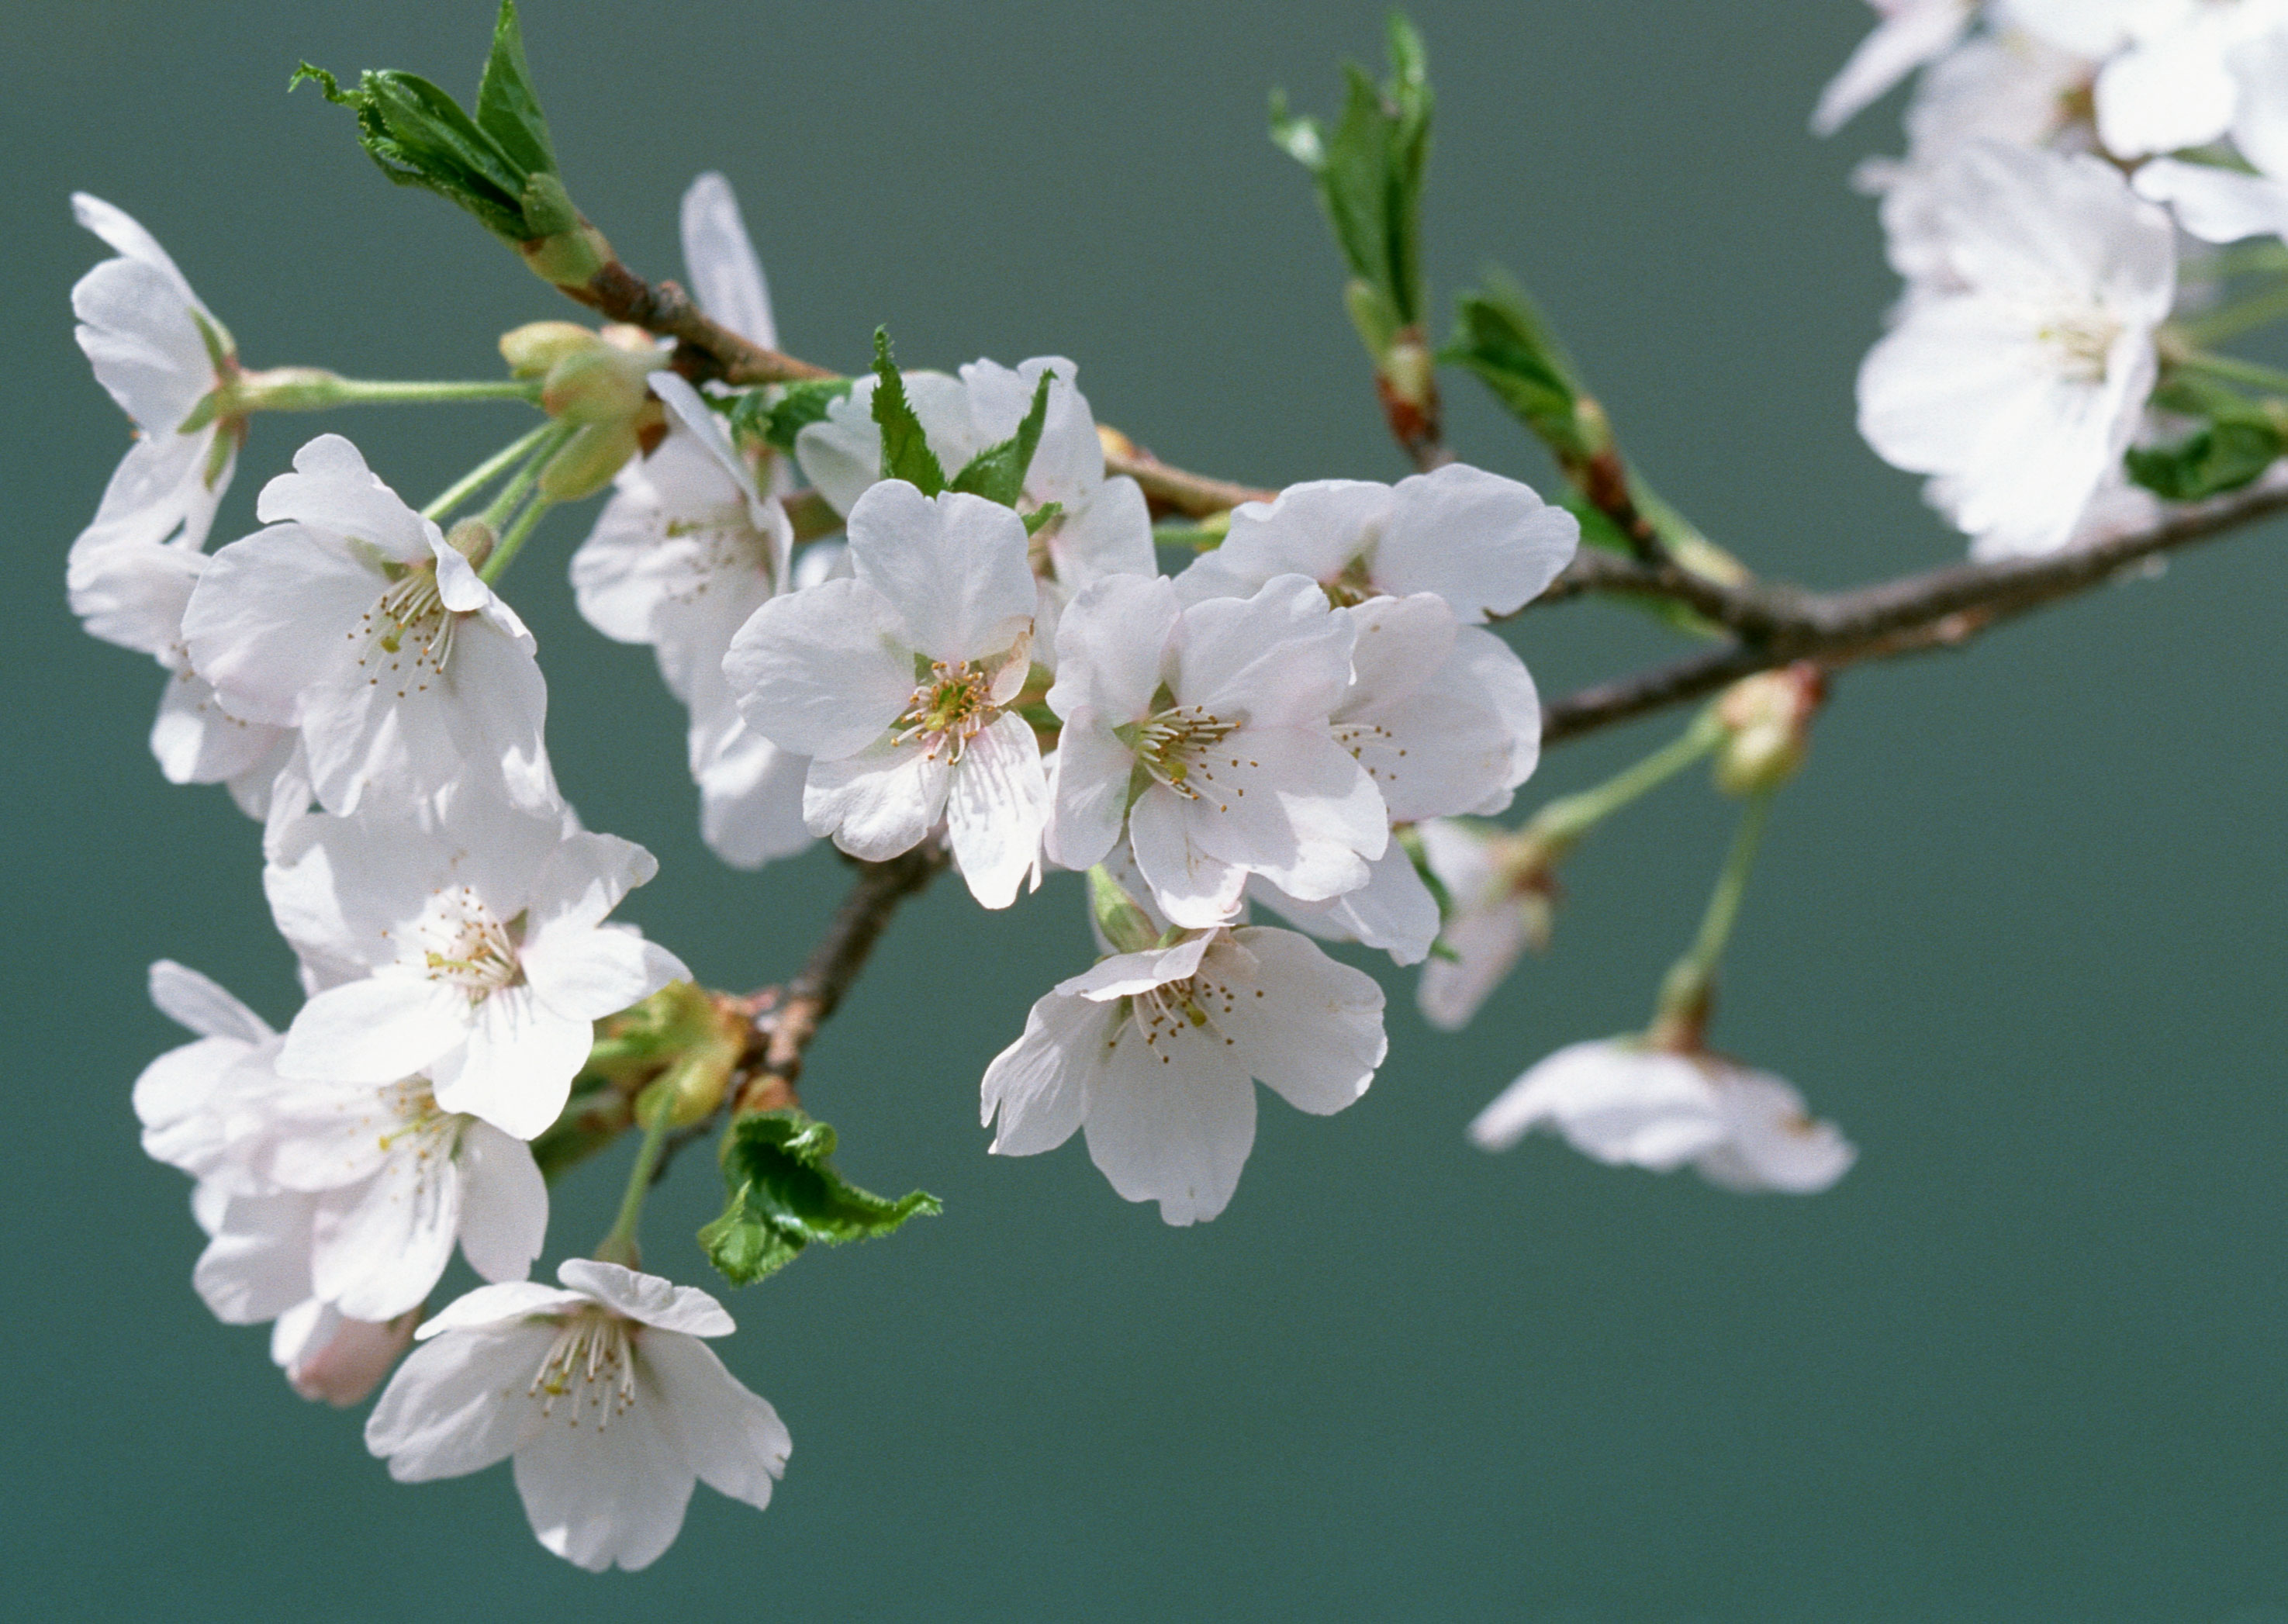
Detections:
[698, 1109, 940, 1287]
[950, 370, 1056, 507]
[1088, 865, 1161, 955]
[869, 329, 947, 496]
[1021, 501, 1066, 537]
[1270, 12, 1434, 338]
[734, 377, 855, 454]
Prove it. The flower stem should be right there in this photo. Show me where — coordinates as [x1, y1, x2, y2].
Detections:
[2170, 348, 2288, 397]
[234, 368, 542, 413]
[421, 423, 559, 522]
[596, 1087, 678, 1268]
[1526, 708, 1726, 852]
[1651, 788, 1775, 1049]
[479, 422, 577, 531]
[2179, 279, 2288, 349]
[481, 494, 556, 585]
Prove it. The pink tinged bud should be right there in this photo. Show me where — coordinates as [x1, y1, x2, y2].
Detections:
[288, 1310, 420, 1407]
[541, 345, 658, 424]
[1713, 664, 1824, 796]
[499, 320, 603, 379]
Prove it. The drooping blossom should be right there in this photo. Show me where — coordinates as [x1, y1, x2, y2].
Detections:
[1045, 572, 1388, 929]
[1813, 0, 1979, 136]
[365, 1260, 791, 1573]
[1468, 1039, 1856, 1195]
[723, 479, 1049, 907]
[1857, 140, 2176, 558]
[264, 800, 688, 1139]
[793, 356, 1154, 655]
[1171, 463, 1578, 624]
[679, 171, 779, 356]
[182, 434, 554, 817]
[1412, 818, 1550, 1031]
[573, 373, 808, 868]
[1249, 593, 1542, 963]
[2134, 30, 2288, 243]
[272, 1301, 420, 1407]
[982, 925, 1386, 1225]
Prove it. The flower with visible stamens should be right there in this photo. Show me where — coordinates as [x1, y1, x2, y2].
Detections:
[1045, 572, 1389, 929]
[366, 1259, 790, 1574]
[982, 924, 1386, 1225]
[264, 799, 688, 1140]
[723, 479, 1049, 908]
[182, 434, 555, 817]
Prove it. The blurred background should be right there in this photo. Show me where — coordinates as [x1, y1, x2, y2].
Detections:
[6, 2, 2286, 1619]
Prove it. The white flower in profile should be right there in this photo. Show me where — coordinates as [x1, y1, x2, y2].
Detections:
[2013, 0, 2288, 157]
[271, 1301, 420, 1407]
[1172, 463, 1578, 624]
[679, 171, 779, 354]
[365, 1259, 791, 1574]
[1250, 593, 1542, 964]
[264, 800, 688, 1140]
[982, 925, 1386, 1225]
[2135, 30, 2288, 242]
[573, 374, 808, 869]
[1411, 818, 1549, 1031]
[723, 479, 1049, 907]
[1813, 0, 1979, 136]
[67, 194, 237, 571]
[1858, 140, 2176, 559]
[182, 434, 554, 817]
[1045, 572, 1388, 929]
[793, 355, 1155, 655]
[1468, 1039, 1856, 1195]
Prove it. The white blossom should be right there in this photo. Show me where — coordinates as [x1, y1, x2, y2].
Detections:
[723, 479, 1049, 907]
[1171, 463, 1578, 624]
[1468, 1039, 1856, 1195]
[1045, 572, 1388, 928]
[1858, 140, 2176, 558]
[365, 1260, 791, 1573]
[2013, 0, 2288, 157]
[67, 194, 237, 570]
[272, 1301, 420, 1407]
[264, 800, 687, 1140]
[181, 434, 555, 817]
[679, 171, 779, 354]
[1412, 818, 1546, 1031]
[573, 374, 808, 868]
[2134, 30, 2288, 242]
[793, 356, 1154, 656]
[982, 925, 1386, 1225]
[1813, 0, 1979, 136]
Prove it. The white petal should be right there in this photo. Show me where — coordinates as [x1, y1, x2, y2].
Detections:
[1173, 575, 1354, 726]
[1812, 0, 1972, 136]
[311, 1156, 462, 1322]
[1083, 1019, 1257, 1226]
[724, 576, 915, 759]
[641, 1330, 792, 1510]
[66, 527, 200, 655]
[1372, 465, 1579, 621]
[522, 829, 660, 938]
[193, 1191, 317, 1325]
[1055, 931, 1216, 1001]
[181, 523, 385, 727]
[1212, 928, 1385, 1114]
[367, 1323, 554, 1481]
[253, 434, 434, 563]
[1180, 481, 1388, 603]
[1128, 788, 1249, 929]
[2097, 26, 2238, 157]
[946, 713, 1049, 908]
[280, 976, 470, 1083]
[1416, 895, 1531, 1032]
[1045, 571, 1181, 723]
[802, 738, 952, 860]
[150, 959, 272, 1042]
[151, 672, 292, 789]
[455, 1121, 549, 1281]
[1694, 1071, 1858, 1195]
[71, 192, 202, 308]
[558, 1259, 737, 1336]
[981, 991, 1110, 1156]
[2134, 158, 2288, 244]
[1179, 726, 1388, 898]
[428, 985, 594, 1141]
[1470, 1041, 1729, 1170]
[696, 725, 815, 868]
[72, 254, 211, 431]
[285, 1308, 418, 1407]
[1042, 710, 1132, 872]
[845, 482, 1036, 663]
[514, 1392, 696, 1571]
[679, 171, 777, 348]
[417, 1280, 593, 1338]
[524, 923, 687, 1023]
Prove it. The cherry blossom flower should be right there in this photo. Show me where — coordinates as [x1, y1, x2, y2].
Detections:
[265, 800, 688, 1139]
[365, 1260, 791, 1573]
[573, 374, 807, 868]
[1813, 0, 1979, 136]
[1249, 593, 1542, 963]
[1171, 463, 1578, 624]
[67, 194, 237, 571]
[1412, 819, 1549, 1031]
[1468, 1040, 1856, 1195]
[722, 479, 1049, 907]
[1045, 572, 1388, 929]
[981, 925, 1386, 1225]
[2014, 0, 2288, 157]
[134, 959, 282, 1189]
[793, 355, 1154, 655]
[182, 434, 553, 817]
[1857, 140, 2176, 558]
[2134, 31, 2288, 242]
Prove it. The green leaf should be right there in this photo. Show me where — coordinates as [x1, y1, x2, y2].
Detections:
[743, 377, 854, 454]
[869, 329, 947, 496]
[698, 1110, 941, 1287]
[950, 370, 1056, 507]
[2127, 420, 2284, 500]
[1443, 269, 1595, 459]
[1022, 501, 1066, 537]
[474, 0, 555, 179]
[1270, 13, 1435, 337]
[292, 61, 533, 243]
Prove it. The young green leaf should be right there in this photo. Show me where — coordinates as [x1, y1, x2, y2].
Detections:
[2127, 420, 2284, 500]
[292, 63, 531, 241]
[755, 377, 855, 454]
[1444, 269, 1595, 460]
[869, 328, 948, 496]
[949, 369, 1056, 507]
[698, 1109, 941, 1287]
[474, 0, 555, 179]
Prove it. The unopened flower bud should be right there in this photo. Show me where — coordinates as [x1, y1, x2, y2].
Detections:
[285, 1309, 419, 1407]
[541, 344, 658, 423]
[540, 420, 642, 502]
[500, 320, 602, 378]
[444, 517, 496, 569]
[1088, 865, 1161, 955]
[1713, 664, 1824, 796]
[1381, 335, 1436, 412]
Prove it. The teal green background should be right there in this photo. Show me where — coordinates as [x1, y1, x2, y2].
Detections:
[7, 3, 2287, 1619]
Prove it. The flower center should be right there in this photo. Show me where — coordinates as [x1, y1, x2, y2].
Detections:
[415, 888, 521, 1000]
[1320, 554, 1379, 608]
[893, 661, 998, 762]
[2037, 309, 2120, 385]
[529, 1308, 638, 1429]
[1123, 965, 1249, 1064]
[356, 565, 458, 697]
[1133, 705, 1242, 802]
[374, 1080, 458, 1159]
[658, 516, 772, 605]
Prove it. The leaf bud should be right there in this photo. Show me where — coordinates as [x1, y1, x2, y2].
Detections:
[1713, 664, 1824, 797]
[499, 320, 601, 378]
